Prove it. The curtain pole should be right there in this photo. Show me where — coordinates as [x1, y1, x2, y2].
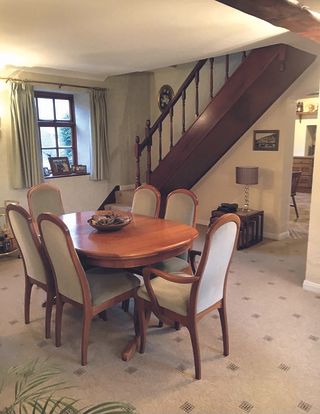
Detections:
[0, 77, 106, 91]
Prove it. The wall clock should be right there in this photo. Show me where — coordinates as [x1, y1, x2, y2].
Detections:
[158, 84, 174, 112]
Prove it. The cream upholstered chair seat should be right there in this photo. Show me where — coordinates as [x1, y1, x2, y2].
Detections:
[137, 273, 192, 316]
[86, 268, 139, 306]
[38, 212, 140, 365]
[151, 256, 192, 274]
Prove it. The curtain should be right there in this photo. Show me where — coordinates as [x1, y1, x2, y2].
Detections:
[90, 89, 109, 181]
[10, 82, 43, 189]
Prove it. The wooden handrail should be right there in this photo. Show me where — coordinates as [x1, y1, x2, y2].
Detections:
[135, 50, 251, 188]
[139, 59, 208, 152]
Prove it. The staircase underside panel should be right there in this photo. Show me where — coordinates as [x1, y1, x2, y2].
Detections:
[149, 44, 316, 194]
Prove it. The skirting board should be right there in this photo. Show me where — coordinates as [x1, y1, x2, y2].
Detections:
[263, 231, 289, 241]
[197, 219, 209, 226]
[197, 221, 289, 241]
[303, 279, 320, 294]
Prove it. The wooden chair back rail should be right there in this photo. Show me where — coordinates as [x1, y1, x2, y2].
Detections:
[134, 52, 247, 187]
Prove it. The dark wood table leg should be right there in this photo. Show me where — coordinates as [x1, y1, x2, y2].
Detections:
[121, 336, 140, 361]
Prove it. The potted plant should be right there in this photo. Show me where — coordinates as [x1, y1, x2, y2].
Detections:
[0, 359, 136, 413]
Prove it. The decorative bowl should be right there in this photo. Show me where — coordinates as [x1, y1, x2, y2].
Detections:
[87, 212, 132, 232]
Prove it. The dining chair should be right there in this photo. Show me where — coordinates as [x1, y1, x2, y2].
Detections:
[136, 213, 240, 379]
[131, 184, 161, 218]
[152, 189, 198, 274]
[38, 212, 140, 366]
[27, 183, 64, 228]
[290, 171, 302, 219]
[6, 204, 55, 339]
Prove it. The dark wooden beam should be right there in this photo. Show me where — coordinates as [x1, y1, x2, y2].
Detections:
[216, 0, 320, 44]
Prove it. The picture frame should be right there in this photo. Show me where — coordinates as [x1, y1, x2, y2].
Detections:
[71, 164, 87, 174]
[253, 130, 279, 151]
[49, 157, 71, 176]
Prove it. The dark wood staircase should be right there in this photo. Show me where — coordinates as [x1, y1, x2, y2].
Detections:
[135, 44, 316, 196]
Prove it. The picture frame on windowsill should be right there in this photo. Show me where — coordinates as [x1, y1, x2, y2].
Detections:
[49, 157, 71, 176]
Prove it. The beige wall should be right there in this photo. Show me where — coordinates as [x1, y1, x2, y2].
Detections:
[106, 72, 151, 185]
[294, 97, 318, 156]
[193, 96, 295, 238]
[304, 93, 320, 292]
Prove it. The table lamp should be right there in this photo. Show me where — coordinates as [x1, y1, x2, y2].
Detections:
[236, 166, 259, 211]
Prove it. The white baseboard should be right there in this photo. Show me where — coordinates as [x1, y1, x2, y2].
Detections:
[303, 279, 320, 294]
[197, 219, 209, 226]
[119, 184, 135, 191]
[263, 231, 289, 241]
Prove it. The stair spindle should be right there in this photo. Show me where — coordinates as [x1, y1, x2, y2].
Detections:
[210, 57, 214, 99]
[135, 136, 141, 188]
[170, 106, 174, 149]
[225, 54, 229, 81]
[158, 122, 162, 162]
[145, 119, 152, 184]
[195, 70, 200, 117]
[182, 89, 186, 134]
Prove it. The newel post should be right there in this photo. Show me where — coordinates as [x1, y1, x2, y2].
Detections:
[145, 119, 152, 184]
[135, 136, 141, 188]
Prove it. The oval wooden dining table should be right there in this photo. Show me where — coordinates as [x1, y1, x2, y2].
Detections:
[60, 210, 199, 269]
[60, 210, 199, 360]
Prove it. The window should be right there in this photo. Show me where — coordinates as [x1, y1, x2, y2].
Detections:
[35, 91, 78, 171]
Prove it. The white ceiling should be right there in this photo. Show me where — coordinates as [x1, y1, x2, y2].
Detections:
[0, 0, 319, 81]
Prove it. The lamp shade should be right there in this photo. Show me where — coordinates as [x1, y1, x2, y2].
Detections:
[236, 166, 259, 185]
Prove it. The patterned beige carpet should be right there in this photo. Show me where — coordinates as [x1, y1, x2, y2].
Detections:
[0, 196, 319, 413]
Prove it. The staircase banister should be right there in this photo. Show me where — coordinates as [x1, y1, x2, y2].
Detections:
[139, 58, 208, 151]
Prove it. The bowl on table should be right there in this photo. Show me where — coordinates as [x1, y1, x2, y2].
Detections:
[87, 212, 132, 232]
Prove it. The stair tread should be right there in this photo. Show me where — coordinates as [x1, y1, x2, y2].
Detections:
[103, 202, 131, 212]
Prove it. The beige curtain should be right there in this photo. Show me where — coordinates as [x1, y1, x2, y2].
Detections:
[10, 82, 43, 189]
[90, 89, 109, 181]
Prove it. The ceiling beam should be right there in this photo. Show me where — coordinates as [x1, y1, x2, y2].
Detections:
[216, 0, 320, 44]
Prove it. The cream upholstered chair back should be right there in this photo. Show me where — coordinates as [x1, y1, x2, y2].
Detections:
[165, 189, 198, 226]
[7, 204, 48, 285]
[165, 189, 198, 261]
[131, 184, 161, 217]
[38, 213, 87, 305]
[195, 214, 240, 314]
[27, 183, 64, 223]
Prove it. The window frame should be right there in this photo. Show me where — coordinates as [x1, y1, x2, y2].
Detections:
[34, 91, 78, 169]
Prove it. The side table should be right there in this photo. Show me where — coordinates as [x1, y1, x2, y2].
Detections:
[0, 205, 19, 257]
[210, 209, 264, 249]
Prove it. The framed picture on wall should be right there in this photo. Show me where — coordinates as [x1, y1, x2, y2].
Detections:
[253, 130, 279, 151]
[49, 157, 71, 176]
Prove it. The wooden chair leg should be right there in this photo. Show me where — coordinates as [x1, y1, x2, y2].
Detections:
[24, 278, 32, 325]
[98, 310, 108, 321]
[292, 195, 299, 219]
[137, 299, 147, 353]
[133, 300, 140, 338]
[218, 307, 229, 356]
[174, 321, 181, 330]
[122, 299, 130, 312]
[55, 298, 64, 348]
[45, 291, 54, 339]
[81, 313, 92, 366]
[145, 308, 152, 328]
[187, 322, 201, 380]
